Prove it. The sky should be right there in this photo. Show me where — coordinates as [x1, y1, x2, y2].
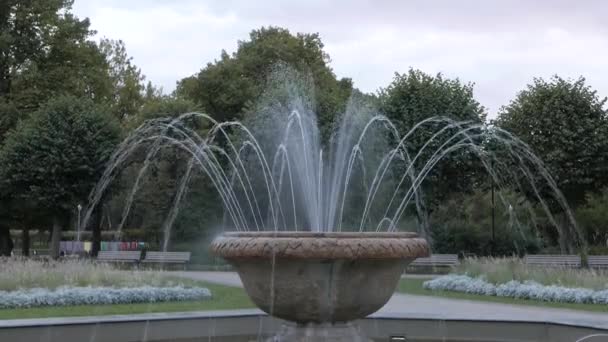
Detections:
[72, 0, 608, 118]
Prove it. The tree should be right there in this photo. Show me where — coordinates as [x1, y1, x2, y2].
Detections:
[136, 96, 200, 123]
[495, 76, 608, 206]
[379, 69, 487, 209]
[99, 38, 146, 122]
[0, 1, 147, 133]
[1, 0, 75, 97]
[0, 101, 19, 141]
[175, 26, 352, 138]
[1, 0, 112, 111]
[1, 0, 109, 255]
[0, 1, 150, 255]
[380, 69, 486, 127]
[0, 96, 121, 257]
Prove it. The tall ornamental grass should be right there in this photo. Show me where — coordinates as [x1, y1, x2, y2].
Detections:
[0, 258, 189, 291]
[455, 257, 608, 290]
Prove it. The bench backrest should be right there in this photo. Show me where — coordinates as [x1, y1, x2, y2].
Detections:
[144, 251, 191, 263]
[97, 251, 142, 262]
[588, 256, 608, 267]
[410, 254, 459, 266]
[524, 254, 581, 267]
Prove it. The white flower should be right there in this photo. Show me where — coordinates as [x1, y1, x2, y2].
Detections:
[423, 275, 608, 305]
[0, 286, 211, 309]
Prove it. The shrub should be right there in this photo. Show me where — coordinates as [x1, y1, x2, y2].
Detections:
[424, 274, 496, 296]
[588, 246, 608, 256]
[430, 191, 540, 257]
[576, 189, 608, 247]
[423, 274, 608, 305]
[0, 286, 211, 309]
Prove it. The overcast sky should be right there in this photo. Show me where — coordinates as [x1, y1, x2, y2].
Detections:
[72, 0, 608, 118]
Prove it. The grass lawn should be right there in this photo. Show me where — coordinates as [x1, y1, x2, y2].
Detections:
[0, 281, 254, 320]
[398, 278, 608, 313]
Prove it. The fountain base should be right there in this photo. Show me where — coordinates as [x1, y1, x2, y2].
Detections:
[268, 322, 371, 342]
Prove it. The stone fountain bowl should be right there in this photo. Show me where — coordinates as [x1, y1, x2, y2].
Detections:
[210, 231, 430, 324]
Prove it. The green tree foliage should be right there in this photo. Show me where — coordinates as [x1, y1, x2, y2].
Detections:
[1, 0, 75, 97]
[137, 96, 199, 122]
[0, 101, 19, 141]
[175, 26, 352, 137]
[1, 2, 148, 130]
[0, 96, 121, 256]
[1, 0, 112, 111]
[379, 69, 487, 208]
[100, 38, 146, 122]
[495, 76, 608, 206]
[430, 190, 540, 256]
[380, 69, 487, 128]
[102, 96, 218, 247]
[576, 190, 608, 247]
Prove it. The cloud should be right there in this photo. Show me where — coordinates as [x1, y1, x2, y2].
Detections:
[72, 0, 608, 117]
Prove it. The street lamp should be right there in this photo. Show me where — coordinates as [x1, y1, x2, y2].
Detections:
[491, 159, 495, 256]
[77, 204, 82, 242]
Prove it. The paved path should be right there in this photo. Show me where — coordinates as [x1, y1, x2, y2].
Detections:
[172, 271, 243, 287]
[172, 271, 608, 329]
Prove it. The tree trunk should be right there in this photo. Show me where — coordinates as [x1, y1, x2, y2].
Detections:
[92, 209, 101, 257]
[0, 224, 13, 256]
[87, 200, 106, 258]
[50, 217, 62, 259]
[0, 63, 10, 98]
[557, 213, 573, 254]
[91, 192, 111, 257]
[21, 227, 29, 257]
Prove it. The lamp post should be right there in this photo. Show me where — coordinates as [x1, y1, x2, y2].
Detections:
[491, 159, 495, 256]
[77, 204, 82, 242]
[484, 127, 497, 257]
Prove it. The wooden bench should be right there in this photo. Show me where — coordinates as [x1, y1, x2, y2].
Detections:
[97, 251, 142, 264]
[409, 254, 460, 267]
[588, 255, 608, 268]
[142, 251, 191, 269]
[524, 254, 581, 268]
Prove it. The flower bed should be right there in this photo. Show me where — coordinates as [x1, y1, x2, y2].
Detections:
[0, 286, 211, 309]
[453, 257, 608, 290]
[423, 274, 608, 305]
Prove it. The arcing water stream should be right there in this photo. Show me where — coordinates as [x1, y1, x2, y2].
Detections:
[81, 72, 586, 254]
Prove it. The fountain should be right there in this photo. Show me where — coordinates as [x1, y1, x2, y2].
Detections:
[77, 66, 588, 341]
[211, 232, 429, 341]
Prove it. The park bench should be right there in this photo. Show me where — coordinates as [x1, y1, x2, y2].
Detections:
[409, 254, 460, 268]
[587, 255, 608, 268]
[142, 251, 191, 269]
[97, 251, 142, 264]
[524, 254, 581, 268]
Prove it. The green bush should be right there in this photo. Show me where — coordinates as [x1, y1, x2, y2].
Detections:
[576, 190, 608, 247]
[431, 221, 539, 257]
[430, 190, 540, 257]
[588, 246, 608, 255]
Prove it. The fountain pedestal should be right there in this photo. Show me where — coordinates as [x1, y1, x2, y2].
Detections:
[269, 322, 371, 342]
[211, 232, 429, 342]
